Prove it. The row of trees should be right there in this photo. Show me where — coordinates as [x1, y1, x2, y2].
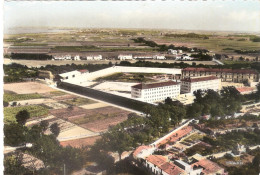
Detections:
[4, 110, 85, 174]
[187, 87, 244, 118]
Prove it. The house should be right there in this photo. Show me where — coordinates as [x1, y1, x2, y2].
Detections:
[181, 76, 221, 94]
[118, 54, 133, 60]
[74, 55, 81, 60]
[38, 70, 54, 80]
[168, 49, 178, 55]
[86, 55, 102, 60]
[134, 55, 154, 60]
[154, 55, 166, 60]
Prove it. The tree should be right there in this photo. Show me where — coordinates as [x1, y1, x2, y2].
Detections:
[4, 153, 31, 175]
[4, 123, 27, 146]
[40, 120, 49, 132]
[252, 153, 260, 172]
[16, 110, 30, 126]
[50, 123, 60, 137]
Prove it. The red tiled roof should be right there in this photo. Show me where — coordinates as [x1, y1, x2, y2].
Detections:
[236, 87, 255, 93]
[78, 69, 88, 73]
[192, 159, 224, 174]
[160, 162, 185, 175]
[158, 126, 193, 146]
[146, 155, 167, 167]
[183, 67, 258, 74]
[132, 81, 179, 90]
[182, 76, 219, 83]
[133, 145, 150, 157]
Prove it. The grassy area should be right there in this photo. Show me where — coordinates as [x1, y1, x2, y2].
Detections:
[62, 97, 97, 106]
[12, 43, 48, 46]
[49, 91, 68, 96]
[4, 93, 43, 102]
[73, 113, 117, 125]
[183, 133, 204, 142]
[4, 105, 49, 124]
[52, 46, 155, 52]
[96, 72, 161, 82]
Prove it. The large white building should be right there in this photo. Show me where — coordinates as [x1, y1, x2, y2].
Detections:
[118, 54, 133, 60]
[131, 81, 180, 103]
[181, 76, 221, 94]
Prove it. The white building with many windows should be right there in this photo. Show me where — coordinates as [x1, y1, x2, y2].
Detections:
[181, 76, 221, 94]
[86, 55, 102, 60]
[131, 81, 180, 103]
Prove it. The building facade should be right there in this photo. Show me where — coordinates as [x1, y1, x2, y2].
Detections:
[182, 67, 259, 83]
[86, 55, 102, 60]
[131, 81, 180, 103]
[181, 76, 221, 94]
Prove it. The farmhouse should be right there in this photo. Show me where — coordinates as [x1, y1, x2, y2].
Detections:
[74, 55, 81, 60]
[154, 55, 166, 60]
[181, 76, 221, 94]
[118, 54, 133, 60]
[182, 67, 259, 83]
[86, 55, 102, 60]
[131, 81, 180, 103]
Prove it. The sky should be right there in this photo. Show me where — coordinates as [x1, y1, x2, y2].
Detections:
[3, 1, 260, 33]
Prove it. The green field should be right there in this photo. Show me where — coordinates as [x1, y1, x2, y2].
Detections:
[4, 105, 49, 124]
[4, 93, 43, 102]
[96, 72, 161, 82]
[62, 97, 97, 106]
[72, 113, 117, 125]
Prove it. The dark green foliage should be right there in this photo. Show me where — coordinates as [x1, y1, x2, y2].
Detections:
[187, 87, 243, 118]
[3, 101, 9, 107]
[190, 53, 212, 61]
[4, 153, 32, 175]
[10, 53, 52, 60]
[40, 120, 49, 132]
[4, 123, 27, 146]
[15, 110, 30, 126]
[50, 123, 60, 137]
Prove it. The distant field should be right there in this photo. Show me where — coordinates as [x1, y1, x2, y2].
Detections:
[4, 105, 49, 124]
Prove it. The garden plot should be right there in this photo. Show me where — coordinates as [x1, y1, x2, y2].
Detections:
[50, 106, 130, 132]
[59, 136, 101, 148]
[80, 102, 109, 109]
[44, 102, 69, 110]
[51, 94, 78, 101]
[9, 98, 56, 106]
[4, 82, 55, 94]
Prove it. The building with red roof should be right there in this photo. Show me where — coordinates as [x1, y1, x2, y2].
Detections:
[182, 67, 259, 83]
[181, 76, 221, 93]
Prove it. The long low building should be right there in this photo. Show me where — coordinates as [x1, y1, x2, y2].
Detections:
[182, 67, 259, 83]
[181, 76, 221, 94]
[131, 81, 180, 103]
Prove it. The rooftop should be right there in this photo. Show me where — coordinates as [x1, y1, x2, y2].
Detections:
[181, 76, 219, 83]
[78, 69, 89, 73]
[192, 159, 224, 174]
[160, 162, 185, 175]
[146, 155, 168, 167]
[183, 67, 258, 74]
[133, 145, 151, 157]
[132, 81, 179, 90]
[158, 126, 193, 146]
